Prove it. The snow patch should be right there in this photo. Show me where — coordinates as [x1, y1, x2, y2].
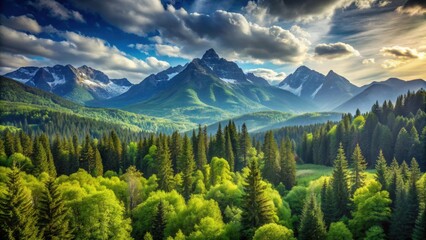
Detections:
[280, 83, 303, 96]
[221, 78, 238, 84]
[167, 72, 179, 80]
[311, 84, 323, 98]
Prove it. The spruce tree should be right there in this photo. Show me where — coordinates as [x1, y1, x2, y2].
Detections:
[412, 208, 426, 240]
[180, 135, 195, 200]
[331, 143, 350, 220]
[225, 131, 235, 172]
[32, 138, 49, 176]
[215, 123, 225, 158]
[279, 138, 296, 190]
[151, 201, 166, 240]
[157, 138, 174, 192]
[320, 180, 334, 227]
[0, 167, 39, 239]
[351, 144, 367, 195]
[299, 193, 327, 240]
[262, 131, 280, 185]
[239, 123, 251, 170]
[404, 158, 420, 238]
[196, 127, 207, 170]
[241, 148, 275, 239]
[375, 150, 388, 190]
[38, 177, 73, 240]
[40, 134, 56, 177]
[388, 158, 402, 207]
[170, 131, 182, 173]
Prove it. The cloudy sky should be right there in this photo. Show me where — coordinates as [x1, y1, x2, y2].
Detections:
[0, 0, 425, 85]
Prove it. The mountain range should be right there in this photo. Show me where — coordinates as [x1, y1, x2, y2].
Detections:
[4, 65, 133, 104]
[3, 48, 426, 124]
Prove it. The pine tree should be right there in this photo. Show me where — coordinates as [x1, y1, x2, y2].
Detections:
[412, 208, 426, 240]
[196, 127, 207, 170]
[151, 201, 166, 240]
[299, 193, 327, 240]
[225, 131, 235, 172]
[157, 138, 174, 191]
[279, 138, 296, 190]
[39, 134, 56, 177]
[320, 180, 334, 227]
[32, 138, 49, 176]
[351, 144, 367, 195]
[215, 123, 225, 158]
[262, 131, 280, 185]
[395, 127, 411, 163]
[331, 143, 350, 220]
[38, 177, 73, 240]
[241, 148, 275, 239]
[388, 158, 402, 207]
[180, 135, 195, 200]
[375, 150, 388, 190]
[3, 130, 15, 157]
[92, 146, 103, 177]
[239, 123, 251, 170]
[404, 158, 421, 238]
[0, 167, 39, 239]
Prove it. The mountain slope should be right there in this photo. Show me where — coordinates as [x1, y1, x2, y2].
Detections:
[314, 70, 360, 110]
[4, 65, 133, 103]
[0, 76, 193, 133]
[335, 78, 426, 113]
[107, 49, 314, 124]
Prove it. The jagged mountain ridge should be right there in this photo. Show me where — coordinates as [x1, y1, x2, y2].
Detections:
[4, 64, 133, 103]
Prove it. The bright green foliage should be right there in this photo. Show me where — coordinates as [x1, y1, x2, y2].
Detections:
[330, 143, 350, 220]
[144, 232, 154, 240]
[38, 177, 73, 240]
[205, 180, 243, 214]
[241, 147, 275, 239]
[132, 190, 185, 239]
[157, 138, 174, 192]
[252, 223, 295, 240]
[180, 135, 195, 200]
[350, 144, 367, 195]
[298, 193, 327, 240]
[59, 171, 132, 240]
[209, 157, 232, 186]
[6, 153, 33, 172]
[152, 201, 166, 240]
[375, 150, 388, 190]
[0, 167, 39, 239]
[169, 196, 224, 237]
[364, 226, 386, 240]
[121, 166, 143, 210]
[262, 131, 280, 185]
[349, 181, 391, 239]
[279, 138, 296, 190]
[326, 222, 353, 240]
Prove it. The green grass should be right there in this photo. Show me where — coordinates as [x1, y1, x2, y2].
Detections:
[296, 164, 377, 186]
[296, 164, 333, 186]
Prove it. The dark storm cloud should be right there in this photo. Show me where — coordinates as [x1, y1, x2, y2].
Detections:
[314, 42, 359, 59]
[396, 0, 426, 15]
[69, 0, 309, 64]
[246, 0, 355, 21]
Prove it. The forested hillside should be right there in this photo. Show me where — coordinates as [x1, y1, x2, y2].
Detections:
[0, 90, 425, 240]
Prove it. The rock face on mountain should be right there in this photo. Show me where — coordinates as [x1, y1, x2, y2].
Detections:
[4, 48, 425, 121]
[4, 65, 133, 103]
[279, 66, 325, 99]
[102, 49, 314, 123]
[278, 67, 360, 110]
